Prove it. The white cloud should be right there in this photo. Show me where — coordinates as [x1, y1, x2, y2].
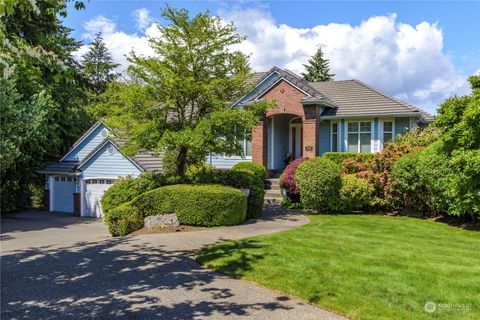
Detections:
[76, 15, 159, 74]
[133, 8, 153, 31]
[223, 8, 471, 112]
[76, 9, 474, 112]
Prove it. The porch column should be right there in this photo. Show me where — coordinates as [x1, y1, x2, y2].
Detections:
[302, 119, 318, 158]
[252, 117, 268, 168]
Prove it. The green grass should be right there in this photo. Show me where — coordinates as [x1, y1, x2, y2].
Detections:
[196, 215, 480, 319]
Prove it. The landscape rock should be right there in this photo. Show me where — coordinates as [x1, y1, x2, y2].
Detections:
[144, 214, 179, 228]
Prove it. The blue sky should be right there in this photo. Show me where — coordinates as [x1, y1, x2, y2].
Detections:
[65, 1, 480, 113]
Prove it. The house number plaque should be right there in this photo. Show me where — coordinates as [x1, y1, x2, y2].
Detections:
[305, 146, 313, 151]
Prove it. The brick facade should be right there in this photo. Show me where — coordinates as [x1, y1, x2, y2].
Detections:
[252, 79, 320, 168]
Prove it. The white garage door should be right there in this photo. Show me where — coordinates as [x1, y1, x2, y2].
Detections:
[52, 176, 76, 213]
[84, 179, 115, 218]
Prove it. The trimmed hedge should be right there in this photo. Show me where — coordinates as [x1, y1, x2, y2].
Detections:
[101, 172, 182, 214]
[296, 157, 342, 212]
[322, 152, 374, 166]
[232, 162, 267, 180]
[104, 184, 247, 236]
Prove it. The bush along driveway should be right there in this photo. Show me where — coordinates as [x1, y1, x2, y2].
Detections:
[197, 214, 480, 320]
[1, 207, 345, 320]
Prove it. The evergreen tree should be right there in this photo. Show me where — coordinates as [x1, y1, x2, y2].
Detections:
[301, 47, 335, 82]
[82, 33, 119, 97]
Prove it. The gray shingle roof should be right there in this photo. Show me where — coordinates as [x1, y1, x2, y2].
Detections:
[309, 79, 433, 121]
[38, 161, 79, 174]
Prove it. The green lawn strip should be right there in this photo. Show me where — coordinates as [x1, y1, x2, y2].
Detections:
[196, 215, 480, 320]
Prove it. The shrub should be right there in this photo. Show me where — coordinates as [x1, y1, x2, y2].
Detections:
[296, 157, 342, 212]
[230, 168, 265, 219]
[338, 174, 374, 212]
[322, 152, 374, 166]
[279, 157, 308, 201]
[104, 184, 247, 236]
[185, 163, 215, 184]
[232, 162, 267, 180]
[101, 172, 168, 214]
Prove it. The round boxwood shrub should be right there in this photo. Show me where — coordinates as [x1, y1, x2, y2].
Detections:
[296, 157, 342, 212]
[104, 184, 247, 236]
[338, 174, 374, 212]
[232, 162, 267, 180]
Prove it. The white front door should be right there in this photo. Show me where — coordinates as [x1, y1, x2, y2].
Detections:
[83, 179, 115, 218]
[289, 123, 303, 159]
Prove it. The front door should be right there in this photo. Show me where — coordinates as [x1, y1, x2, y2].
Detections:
[290, 123, 303, 159]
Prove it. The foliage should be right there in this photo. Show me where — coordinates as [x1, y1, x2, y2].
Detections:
[301, 47, 335, 82]
[279, 157, 308, 201]
[230, 168, 265, 219]
[101, 172, 175, 214]
[1, 1, 89, 211]
[197, 214, 480, 320]
[105, 184, 247, 236]
[323, 152, 374, 174]
[104, 6, 272, 176]
[296, 157, 342, 212]
[231, 162, 267, 180]
[81, 32, 119, 100]
[338, 174, 374, 212]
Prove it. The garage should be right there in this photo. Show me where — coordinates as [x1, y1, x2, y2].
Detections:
[83, 179, 115, 218]
[51, 176, 76, 213]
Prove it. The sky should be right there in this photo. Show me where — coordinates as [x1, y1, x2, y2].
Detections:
[65, 1, 480, 114]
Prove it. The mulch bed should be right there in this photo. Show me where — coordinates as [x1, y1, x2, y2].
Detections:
[129, 225, 208, 236]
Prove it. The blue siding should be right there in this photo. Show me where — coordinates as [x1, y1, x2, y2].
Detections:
[209, 156, 250, 169]
[318, 120, 331, 155]
[340, 119, 346, 152]
[234, 72, 280, 107]
[395, 117, 410, 135]
[272, 116, 290, 169]
[80, 142, 142, 179]
[64, 124, 109, 162]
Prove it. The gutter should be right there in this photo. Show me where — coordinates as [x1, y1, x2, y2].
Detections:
[320, 112, 422, 119]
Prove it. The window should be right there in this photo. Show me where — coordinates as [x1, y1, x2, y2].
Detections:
[331, 122, 339, 152]
[60, 177, 65, 181]
[245, 131, 252, 157]
[347, 121, 372, 153]
[67, 177, 72, 182]
[55, 177, 59, 181]
[383, 121, 393, 145]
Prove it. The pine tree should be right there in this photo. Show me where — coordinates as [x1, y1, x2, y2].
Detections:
[82, 33, 119, 96]
[301, 47, 335, 82]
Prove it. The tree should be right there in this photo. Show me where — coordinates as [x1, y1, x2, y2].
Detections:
[105, 6, 271, 176]
[1, 0, 89, 211]
[301, 47, 335, 82]
[81, 32, 119, 98]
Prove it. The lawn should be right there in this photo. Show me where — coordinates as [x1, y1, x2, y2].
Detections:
[196, 214, 480, 319]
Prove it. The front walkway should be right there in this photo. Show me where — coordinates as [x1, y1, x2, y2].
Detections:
[1, 207, 345, 319]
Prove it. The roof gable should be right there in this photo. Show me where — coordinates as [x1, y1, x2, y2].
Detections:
[61, 122, 110, 162]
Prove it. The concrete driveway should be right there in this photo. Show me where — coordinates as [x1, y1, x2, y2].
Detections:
[1, 208, 344, 320]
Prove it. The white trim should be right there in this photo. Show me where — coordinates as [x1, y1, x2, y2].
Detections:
[60, 122, 105, 162]
[231, 71, 280, 107]
[330, 121, 340, 152]
[49, 176, 54, 212]
[379, 119, 395, 150]
[80, 177, 85, 217]
[345, 120, 374, 153]
[270, 117, 275, 169]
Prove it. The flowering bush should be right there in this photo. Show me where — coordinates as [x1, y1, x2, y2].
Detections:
[279, 157, 308, 200]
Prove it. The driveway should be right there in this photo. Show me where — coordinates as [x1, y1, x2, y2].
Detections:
[1, 208, 345, 320]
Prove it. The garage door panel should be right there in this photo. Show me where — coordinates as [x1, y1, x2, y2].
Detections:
[52, 177, 76, 213]
[83, 179, 115, 218]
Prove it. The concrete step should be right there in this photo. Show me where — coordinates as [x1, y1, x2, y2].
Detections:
[265, 184, 280, 191]
[264, 197, 282, 205]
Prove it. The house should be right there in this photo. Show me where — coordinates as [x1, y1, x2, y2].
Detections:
[40, 66, 432, 218]
[38, 122, 163, 217]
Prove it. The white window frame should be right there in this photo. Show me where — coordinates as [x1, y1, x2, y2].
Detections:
[379, 119, 395, 150]
[330, 121, 340, 152]
[345, 120, 374, 153]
